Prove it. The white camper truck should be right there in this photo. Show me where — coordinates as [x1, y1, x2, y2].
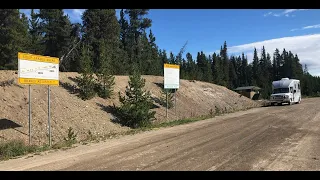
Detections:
[270, 78, 301, 105]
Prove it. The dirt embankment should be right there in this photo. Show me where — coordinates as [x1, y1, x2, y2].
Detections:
[0, 70, 259, 145]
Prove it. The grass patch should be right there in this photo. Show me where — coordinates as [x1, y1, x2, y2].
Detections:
[0, 127, 78, 161]
[150, 115, 210, 129]
[120, 115, 214, 136]
[0, 140, 49, 161]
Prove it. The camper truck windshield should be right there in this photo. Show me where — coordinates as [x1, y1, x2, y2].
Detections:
[273, 88, 289, 94]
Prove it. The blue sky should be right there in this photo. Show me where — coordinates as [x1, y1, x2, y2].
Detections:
[20, 9, 320, 76]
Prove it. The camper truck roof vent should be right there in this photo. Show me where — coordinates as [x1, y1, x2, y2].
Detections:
[281, 78, 290, 80]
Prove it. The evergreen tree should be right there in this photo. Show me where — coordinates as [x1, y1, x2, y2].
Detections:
[159, 49, 169, 64]
[77, 44, 96, 100]
[115, 66, 156, 128]
[0, 9, 30, 69]
[212, 53, 222, 85]
[204, 52, 213, 82]
[220, 42, 229, 87]
[169, 52, 175, 64]
[95, 40, 115, 99]
[304, 64, 308, 75]
[294, 54, 303, 79]
[61, 22, 82, 72]
[38, 9, 72, 58]
[82, 9, 122, 73]
[229, 56, 238, 88]
[241, 53, 248, 86]
[252, 48, 259, 86]
[29, 9, 43, 55]
[124, 9, 152, 72]
[119, 9, 129, 50]
[186, 52, 197, 80]
[273, 48, 281, 80]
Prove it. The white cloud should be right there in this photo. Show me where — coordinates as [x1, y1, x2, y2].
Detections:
[290, 24, 320, 32]
[264, 12, 272, 17]
[283, 9, 298, 14]
[208, 34, 320, 76]
[303, 24, 320, 30]
[290, 28, 299, 32]
[264, 9, 309, 17]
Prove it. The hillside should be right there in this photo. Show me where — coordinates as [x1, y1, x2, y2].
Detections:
[0, 71, 259, 145]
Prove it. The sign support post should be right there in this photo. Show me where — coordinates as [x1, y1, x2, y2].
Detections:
[166, 89, 168, 119]
[48, 85, 51, 146]
[175, 89, 177, 115]
[28, 85, 31, 145]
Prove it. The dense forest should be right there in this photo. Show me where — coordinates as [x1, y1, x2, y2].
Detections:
[1, 9, 320, 98]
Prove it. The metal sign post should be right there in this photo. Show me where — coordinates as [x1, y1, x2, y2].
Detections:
[48, 85, 51, 146]
[166, 89, 168, 119]
[175, 89, 177, 115]
[28, 85, 31, 145]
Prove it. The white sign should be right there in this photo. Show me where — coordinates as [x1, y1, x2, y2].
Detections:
[164, 63, 180, 89]
[18, 52, 59, 85]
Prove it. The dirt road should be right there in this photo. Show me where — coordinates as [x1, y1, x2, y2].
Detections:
[1, 98, 320, 171]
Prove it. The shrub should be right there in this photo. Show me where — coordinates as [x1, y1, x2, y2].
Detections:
[114, 67, 156, 128]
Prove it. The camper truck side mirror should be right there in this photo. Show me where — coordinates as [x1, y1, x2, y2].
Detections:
[294, 90, 296, 93]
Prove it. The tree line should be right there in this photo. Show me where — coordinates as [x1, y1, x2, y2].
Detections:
[1, 9, 320, 98]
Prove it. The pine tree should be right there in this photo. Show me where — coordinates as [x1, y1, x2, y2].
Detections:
[95, 40, 115, 99]
[273, 48, 281, 80]
[304, 64, 309, 75]
[280, 48, 288, 78]
[29, 9, 43, 55]
[124, 9, 152, 72]
[169, 52, 176, 64]
[0, 9, 30, 69]
[252, 48, 259, 86]
[212, 53, 222, 85]
[186, 52, 197, 80]
[60, 22, 82, 72]
[220, 41, 229, 87]
[115, 66, 156, 128]
[196, 52, 204, 81]
[205, 54, 213, 82]
[119, 9, 129, 50]
[241, 53, 248, 86]
[38, 9, 72, 58]
[159, 49, 169, 65]
[77, 44, 96, 100]
[294, 54, 303, 79]
[82, 9, 122, 73]
[140, 30, 161, 75]
[229, 56, 238, 88]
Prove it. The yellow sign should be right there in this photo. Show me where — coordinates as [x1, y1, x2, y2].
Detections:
[164, 63, 180, 69]
[18, 52, 59, 64]
[18, 52, 59, 86]
[19, 78, 59, 86]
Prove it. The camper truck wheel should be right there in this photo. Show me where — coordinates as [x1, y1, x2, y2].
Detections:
[297, 98, 301, 104]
